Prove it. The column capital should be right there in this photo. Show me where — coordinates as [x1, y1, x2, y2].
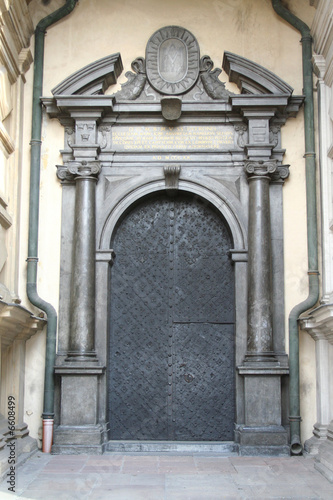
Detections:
[57, 160, 101, 182]
[244, 160, 277, 179]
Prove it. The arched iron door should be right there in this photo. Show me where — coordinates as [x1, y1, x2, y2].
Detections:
[108, 193, 235, 441]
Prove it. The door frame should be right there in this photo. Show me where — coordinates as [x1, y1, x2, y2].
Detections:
[95, 180, 248, 445]
[107, 191, 237, 441]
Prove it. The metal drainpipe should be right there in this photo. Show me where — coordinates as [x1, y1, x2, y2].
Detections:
[27, 0, 78, 453]
[271, 1, 319, 455]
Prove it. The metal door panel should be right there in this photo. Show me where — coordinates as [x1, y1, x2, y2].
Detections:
[109, 197, 170, 440]
[173, 323, 235, 441]
[108, 193, 235, 441]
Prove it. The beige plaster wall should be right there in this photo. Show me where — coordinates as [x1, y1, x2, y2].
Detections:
[24, 0, 317, 443]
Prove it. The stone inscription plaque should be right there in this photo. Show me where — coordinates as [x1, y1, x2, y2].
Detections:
[111, 125, 234, 151]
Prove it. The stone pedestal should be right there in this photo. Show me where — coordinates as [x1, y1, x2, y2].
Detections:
[237, 366, 289, 455]
[53, 364, 106, 454]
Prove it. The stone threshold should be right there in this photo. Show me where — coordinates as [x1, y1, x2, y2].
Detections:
[105, 440, 239, 454]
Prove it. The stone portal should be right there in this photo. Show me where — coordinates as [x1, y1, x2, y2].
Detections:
[43, 26, 303, 455]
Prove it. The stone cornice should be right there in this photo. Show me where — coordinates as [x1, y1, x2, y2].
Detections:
[42, 93, 303, 123]
[42, 95, 115, 119]
[0, 0, 34, 83]
[311, 0, 333, 86]
[300, 303, 333, 342]
[313, 54, 326, 79]
[0, 300, 46, 347]
[230, 94, 304, 119]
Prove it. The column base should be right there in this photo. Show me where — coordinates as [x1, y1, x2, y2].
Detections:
[65, 352, 99, 362]
[54, 361, 105, 453]
[237, 362, 289, 454]
[315, 422, 333, 482]
[52, 424, 107, 455]
[304, 423, 328, 455]
[0, 416, 37, 480]
[236, 425, 289, 456]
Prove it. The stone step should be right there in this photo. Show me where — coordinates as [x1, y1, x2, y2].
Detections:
[105, 440, 239, 454]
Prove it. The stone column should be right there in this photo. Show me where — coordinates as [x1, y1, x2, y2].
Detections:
[245, 160, 276, 362]
[62, 160, 101, 361]
[54, 137, 106, 453]
[237, 159, 289, 455]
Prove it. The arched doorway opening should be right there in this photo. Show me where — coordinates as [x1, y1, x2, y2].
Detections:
[108, 191, 235, 441]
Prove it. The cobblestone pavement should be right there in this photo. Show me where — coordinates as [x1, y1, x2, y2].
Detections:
[1, 451, 333, 499]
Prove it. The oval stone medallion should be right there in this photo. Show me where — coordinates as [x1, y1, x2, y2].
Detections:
[146, 26, 200, 95]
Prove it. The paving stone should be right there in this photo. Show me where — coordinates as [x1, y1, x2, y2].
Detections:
[89, 485, 165, 500]
[0, 452, 332, 499]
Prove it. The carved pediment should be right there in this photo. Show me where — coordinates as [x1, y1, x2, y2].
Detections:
[51, 53, 123, 96]
[222, 52, 294, 95]
[48, 26, 299, 107]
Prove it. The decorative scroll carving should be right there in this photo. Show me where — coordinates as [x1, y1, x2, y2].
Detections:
[271, 164, 290, 182]
[99, 125, 111, 149]
[65, 126, 74, 149]
[114, 57, 146, 100]
[193, 84, 205, 101]
[56, 161, 101, 181]
[245, 160, 277, 178]
[234, 124, 248, 148]
[56, 165, 74, 182]
[199, 56, 231, 100]
[269, 125, 281, 148]
[144, 84, 157, 101]
[164, 164, 181, 191]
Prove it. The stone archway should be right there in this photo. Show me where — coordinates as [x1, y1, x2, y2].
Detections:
[108, 192, 235, 441]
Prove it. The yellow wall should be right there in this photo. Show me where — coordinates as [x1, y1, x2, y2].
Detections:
[24, 0, 317, 443]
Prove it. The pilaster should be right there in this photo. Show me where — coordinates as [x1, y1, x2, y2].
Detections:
[301, 306, 333, 455]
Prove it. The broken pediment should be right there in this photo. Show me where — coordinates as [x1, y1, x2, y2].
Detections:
[222, 52, 294, 95]
[49, 26, 296, 105]
[51, 53, 123, 96]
